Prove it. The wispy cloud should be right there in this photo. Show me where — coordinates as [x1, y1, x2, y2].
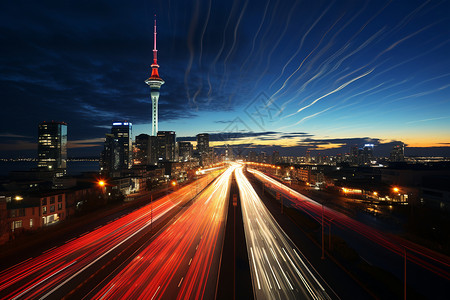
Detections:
[406, 116, 449, 124]
[67, 138, 104, 149]
[0, 133, 32, 138]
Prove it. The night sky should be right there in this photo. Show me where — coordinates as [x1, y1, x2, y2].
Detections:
[1, 0, 449, 158]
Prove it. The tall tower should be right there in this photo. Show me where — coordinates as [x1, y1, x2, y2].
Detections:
[38, 121, 67, 176]
[145, 18, 165, 136]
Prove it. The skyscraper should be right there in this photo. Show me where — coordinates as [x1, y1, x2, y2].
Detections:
[101, 122, 133, 177]
[111, 122, 133, 170]
[135, 133, 158, 165]
[178, 141, 193, 161]
[196, 133, 210, 155]
[37, 121, 67, 176]
[157, 131, 176, 162]
[145, 19, 164, 136]
[390, 143, 405, 162]
[100, 133, 120, 177]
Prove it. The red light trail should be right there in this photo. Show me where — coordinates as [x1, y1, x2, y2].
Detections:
[0, 174, 217, 299]
[248, 168, 450, 281]
[91, 166, 236, 299]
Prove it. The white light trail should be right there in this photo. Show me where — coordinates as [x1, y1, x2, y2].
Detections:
[236, 166, 331, 299]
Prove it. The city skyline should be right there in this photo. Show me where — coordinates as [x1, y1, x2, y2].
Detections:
[1, 0, 449, 158]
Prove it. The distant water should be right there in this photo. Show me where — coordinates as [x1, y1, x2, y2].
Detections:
[0, 161, 99, 177]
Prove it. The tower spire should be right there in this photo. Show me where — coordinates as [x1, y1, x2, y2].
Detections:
[152, 17, 158, 67]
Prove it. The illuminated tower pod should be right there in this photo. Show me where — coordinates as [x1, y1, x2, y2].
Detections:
[145, 19, 165, 137]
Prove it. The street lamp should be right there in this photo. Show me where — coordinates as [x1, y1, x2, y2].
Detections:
[97, 179, 107, 194]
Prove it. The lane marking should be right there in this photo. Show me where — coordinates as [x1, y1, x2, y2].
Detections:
[250, 247, 261, 289]
[43, 246, 56, 254]
[40, 220, 154, 299]
[293, 249, 325, 292]
[178, 277, 184, 287]
[99, 284, 115, 300]
[262, 248, 281, 289]
[151, 286, 160, 300]
[270, 248, 293, 290]
[11, 260, 77, 300]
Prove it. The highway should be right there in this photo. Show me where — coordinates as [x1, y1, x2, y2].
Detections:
[89, 165, 236, 299]
[235, 166, 333, 300]
[248, 168, 450, 282]
[0, 173, 219, 300]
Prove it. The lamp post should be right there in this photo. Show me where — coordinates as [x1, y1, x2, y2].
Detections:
[151, 194, 153, 233]
[404, 247, 407, 300]
[328, 218, 334, 251]
[321, 203, 325, 260]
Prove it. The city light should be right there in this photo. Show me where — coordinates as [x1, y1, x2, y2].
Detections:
[1, 1, 449, 299]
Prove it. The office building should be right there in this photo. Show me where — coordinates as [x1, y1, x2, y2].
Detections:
[111, 122, 133, 170]
[390, 143, 405, 162]
[178, 141, 193, 161]
[100, 133, 120, 177]
[37, 121, 67, 176]
[196, 133, 209, 155]
[100, 122, 132, 177]
[157, 131, 176, 162]
[135, 134, 158, 165]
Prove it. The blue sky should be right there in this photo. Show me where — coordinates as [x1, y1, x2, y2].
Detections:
[1, 0, 449, 157]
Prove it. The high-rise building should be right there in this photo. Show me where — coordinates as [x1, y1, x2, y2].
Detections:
[178, 141, 193, 161]
[196, 133, 209, 155]
[111, 122, 133, 170]
[100, 122, 133, 177]
[390, 143, 405, 162]
[248, 150, 257, 162]
[157, 131, 176, 162]
[100, 133, 120, 177]
[135, 134, 158, 165]
[145, 19, 164, 137]
[224, 144, 233, 161]
[355, 144, 374, 165]
[272, 151, 280, 164]
[37, 121, 67, 176]
[305, 150, 311, 163]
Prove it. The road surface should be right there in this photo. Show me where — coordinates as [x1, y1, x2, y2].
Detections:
[236, 166, 333, 300]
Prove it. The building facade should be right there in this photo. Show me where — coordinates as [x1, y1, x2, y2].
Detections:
[100, 122, 132, 177]
[196, 133, 210, 155]
[178, 141, 193, 161]
[157, 131, 176, 162]
[390, 143, 405, 162]
[37, 121, 67, 176]
[135, 134, 158, 165]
